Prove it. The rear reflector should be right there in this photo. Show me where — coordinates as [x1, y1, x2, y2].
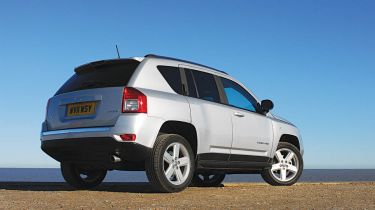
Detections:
[120, 134, 136, 141]
[122, 87, 147, 113]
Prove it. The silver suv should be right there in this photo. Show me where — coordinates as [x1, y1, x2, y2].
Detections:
[41, 54, 304, 192]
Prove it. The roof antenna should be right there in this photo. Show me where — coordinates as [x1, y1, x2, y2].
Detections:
[115, 44, 121, 59]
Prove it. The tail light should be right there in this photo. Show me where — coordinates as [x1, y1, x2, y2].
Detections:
[122, 87, 147, 113]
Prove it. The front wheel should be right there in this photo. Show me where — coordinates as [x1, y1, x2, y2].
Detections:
[61, 162, 107, 189]
[261, 142, 303, 186]
[191, 172, 225, 187]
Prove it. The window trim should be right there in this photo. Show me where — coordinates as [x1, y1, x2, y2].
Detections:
[181, 67, 199, 97]
[185, 68, 221, 103]
[179, 66, 188, 96]
[214, 75, 228, 104]
[180, 67, 265, 116]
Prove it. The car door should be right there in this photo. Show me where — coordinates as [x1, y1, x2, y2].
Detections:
[220, 77, 274, 160]
[181, 66, 233, 162]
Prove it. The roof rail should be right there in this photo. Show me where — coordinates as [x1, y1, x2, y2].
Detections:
[145, 54, 228, 75]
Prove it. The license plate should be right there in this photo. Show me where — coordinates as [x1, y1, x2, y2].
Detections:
[67, 102, 96, 117]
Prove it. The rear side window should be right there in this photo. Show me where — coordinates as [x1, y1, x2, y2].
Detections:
[55, 60, 139, 95]
[190, 69, 220, 103]
[157, 66, 182, 94]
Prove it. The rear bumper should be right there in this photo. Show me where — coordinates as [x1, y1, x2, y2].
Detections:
[41, 137, 151, 166]
[41, 126, 118, 141]
[41, 114, 165, 148]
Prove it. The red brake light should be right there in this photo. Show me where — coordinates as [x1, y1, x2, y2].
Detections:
[122, 87, 147, 113]
[120, 134, 136, 141]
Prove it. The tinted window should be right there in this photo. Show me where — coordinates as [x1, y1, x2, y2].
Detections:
[191, 69, 220, 103]
[157, 66, 182, 94]
[55, 60, 139, 95]
[185, 69, 197, 98]
[221, 78, 257, 112]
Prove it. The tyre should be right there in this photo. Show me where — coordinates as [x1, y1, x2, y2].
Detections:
[261, 142, 303, 186]
[191, 172, 225, 187]
[145, 134, 195, 193]
[61, 162, 107, 189]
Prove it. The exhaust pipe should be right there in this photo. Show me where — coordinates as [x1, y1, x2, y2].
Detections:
[111, 155, 122, 163]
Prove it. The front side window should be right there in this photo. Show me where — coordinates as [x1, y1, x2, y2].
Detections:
[221, 78, 257, 112]
[190, 69, 220, 103]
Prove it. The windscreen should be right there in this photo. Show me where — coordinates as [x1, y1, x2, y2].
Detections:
[55, 60, 140, 95]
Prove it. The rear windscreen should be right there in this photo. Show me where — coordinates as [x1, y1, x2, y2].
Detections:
[55, 60, 140, 95]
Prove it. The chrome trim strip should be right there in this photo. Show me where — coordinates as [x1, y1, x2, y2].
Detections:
[42, 127, 111, 136]
[230, 146, 266, 153]
[59, 95, 103, 105]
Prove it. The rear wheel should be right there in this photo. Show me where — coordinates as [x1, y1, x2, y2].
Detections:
[261, 142, 303, 186]
[191, 172, 225, 187]
[145, 134, 195, 193]
[61, 162, 107, 189]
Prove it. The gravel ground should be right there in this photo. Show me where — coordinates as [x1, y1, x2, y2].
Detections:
[0, 182, 374, 209]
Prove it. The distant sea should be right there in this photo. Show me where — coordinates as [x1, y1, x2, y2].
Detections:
[0, 169, 374, 182]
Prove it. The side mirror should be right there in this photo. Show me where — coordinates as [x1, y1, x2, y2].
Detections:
[261, 99, 274, 113]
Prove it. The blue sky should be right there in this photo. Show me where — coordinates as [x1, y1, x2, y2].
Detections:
[0, 1, 374, 168]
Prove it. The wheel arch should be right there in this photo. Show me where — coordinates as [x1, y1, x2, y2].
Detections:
[158, 120, 198, 157]
[279, 134, 300, 150]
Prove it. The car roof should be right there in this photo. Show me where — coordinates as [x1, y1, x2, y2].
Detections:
[73, 55, 261, 103]
[75, 54, 228, 76]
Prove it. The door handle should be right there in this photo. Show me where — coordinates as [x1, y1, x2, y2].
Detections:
[234, 112, 245, 117]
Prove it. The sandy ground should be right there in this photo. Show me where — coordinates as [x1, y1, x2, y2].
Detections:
[0, 182, 374, 209]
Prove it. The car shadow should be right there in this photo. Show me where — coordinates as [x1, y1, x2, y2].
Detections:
[0, 182, 157, 193]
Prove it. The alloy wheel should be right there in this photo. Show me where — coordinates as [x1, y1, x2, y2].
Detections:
[163, 142, 191, 185]
[270, 148, 299, 182]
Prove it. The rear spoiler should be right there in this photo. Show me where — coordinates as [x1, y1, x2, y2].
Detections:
[74, 58, 141, 73]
